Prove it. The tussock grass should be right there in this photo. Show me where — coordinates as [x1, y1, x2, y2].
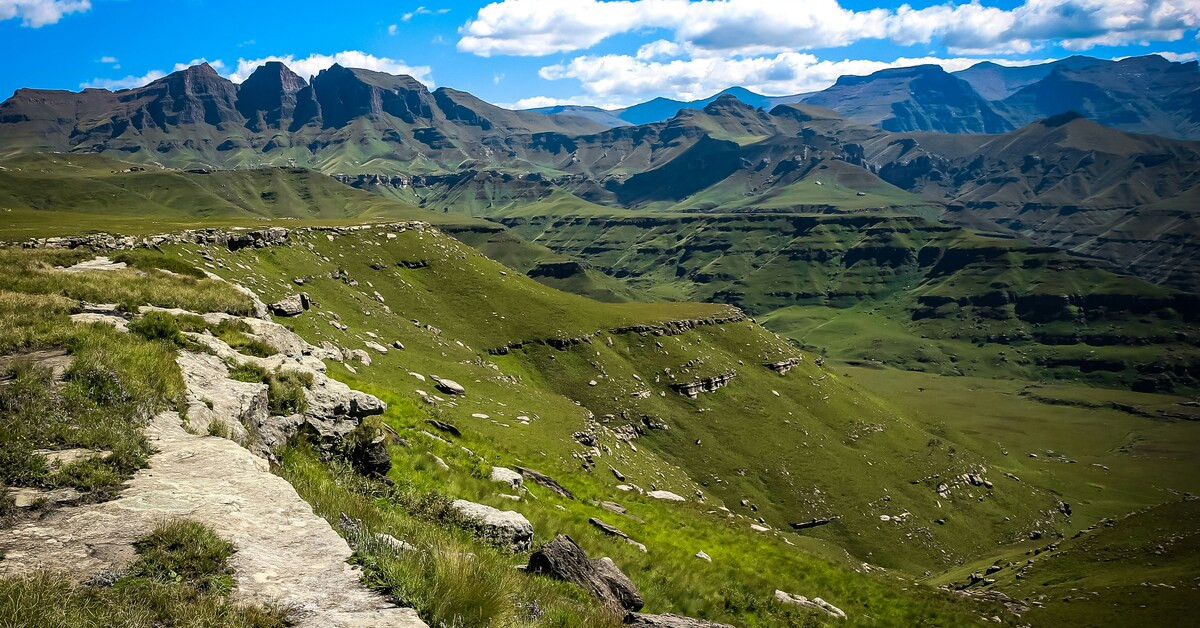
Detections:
[0, 248, 254, 318]
[227, 362, 310, 415]
[0, 324, 182, 501]
[0, 520, 289, 627]
[113, 249, 206, 278]
[278, 446, 620, 628]
[129, 520, 237, 594]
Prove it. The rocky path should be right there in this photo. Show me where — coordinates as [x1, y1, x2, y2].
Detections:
[0, 408, 425, 627]
[1, 288, 426, 626]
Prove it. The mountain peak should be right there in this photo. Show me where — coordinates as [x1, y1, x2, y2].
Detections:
[1040, 110, 1086, 128]
[703, 93, 755, 112]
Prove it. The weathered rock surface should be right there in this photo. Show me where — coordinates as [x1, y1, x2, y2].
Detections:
[0, 411, 425, 627]
[60, 256, 127, 273]
[177, 351, 267, 443]
[624, 613, 735, 627]
[648, 490, 686, 502]
[526, 535, 643, 612]
[774, 589, 847, 619]
[269, 293, 309, 317]
[669, 372, 736, 398]
[451, 499, 534, 552]
[490, 466, 524, 490]
[516, 466, 575, 499]
[431, 376, 466, 396]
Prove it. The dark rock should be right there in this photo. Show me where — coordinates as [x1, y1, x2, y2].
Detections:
[527, 535, 643, 612]
[589, 517, 630, 540]
[351, 435, 391, 478]
[426, 419, 461, 437]
[516, 466, 575, 499]
[790, 516, 838, 530]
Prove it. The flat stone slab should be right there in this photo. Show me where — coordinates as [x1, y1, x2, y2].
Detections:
[0, 411, 425, 628]
[60, 256, 127, 273]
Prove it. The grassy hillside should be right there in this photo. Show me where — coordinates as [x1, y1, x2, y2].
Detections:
[500, 210, 1200, 393]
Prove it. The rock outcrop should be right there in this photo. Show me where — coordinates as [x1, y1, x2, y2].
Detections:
[669, 372, 736, 398]
[0, 410, 426, 627]
[624, 613, 735, 627]
[526, 535, 643, 612]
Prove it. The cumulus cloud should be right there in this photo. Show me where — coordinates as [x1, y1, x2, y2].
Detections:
[496, 95, 633, 110]
[458, 0, 1200, 56]
[538, 52, 1056, 103]
[0, 0, 89, 27]
[228, 51, 433, 85]
[81, 69, 166, 91]
[173, 58, 226, 73]
[388, 24, 398, 35]
[82, 51, 433, 92]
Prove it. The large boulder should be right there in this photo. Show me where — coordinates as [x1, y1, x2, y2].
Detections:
[526, 534, 643, 612]
[303, 377, 386, 446]
[624, 613, 735, 627]
[268, 293, 309, 317]
[451, 500, 533, 552]
[490, 466, 524, 490]
[351, 434, 392, 478]
[431, 376, 466, 396]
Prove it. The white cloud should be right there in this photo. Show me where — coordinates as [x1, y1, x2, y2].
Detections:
[81, 51, 433, 93]
[496, 95, 632, 110]
[229, 51, 433, 86]
[0, 0, 89, 27]
[99, 55, 117, 64]
[403, 6, 448, 21]
[493, 72, 505, 85]
[1121, 50, 1198, 61]
[539, 52, 1057, 102]
[458, 0, 1200, 57]
[387, 23, 398, 35]
[173, 58, 226, 73]
[81, 69, 166, 91]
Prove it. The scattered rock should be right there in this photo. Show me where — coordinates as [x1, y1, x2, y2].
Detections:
[432, 376, 466, 396]
[268, 293, 309, 317]
[695, 551, 712, 562]
[426, 419, 462, 437]
[526, 535, 643, 612]
[516, 467, 575, 500]
[774, 590, 847, 619]
[490, 466, 524, 490]
[451, 500, 534, 552]
[647, 490, 685, 502]
[790, 516, 838, 530]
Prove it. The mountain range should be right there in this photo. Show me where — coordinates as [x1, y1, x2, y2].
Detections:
[1, 57, 1198, 293]
[534, 55, 1200, 140]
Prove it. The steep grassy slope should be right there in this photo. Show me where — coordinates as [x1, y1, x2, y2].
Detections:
[160, 224, 1196, 624]
[169, 225, 1040, 623]
[500, 211, 1200, 393]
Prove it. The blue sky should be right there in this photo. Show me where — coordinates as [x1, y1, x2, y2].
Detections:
[1, 0, 1197, 109]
